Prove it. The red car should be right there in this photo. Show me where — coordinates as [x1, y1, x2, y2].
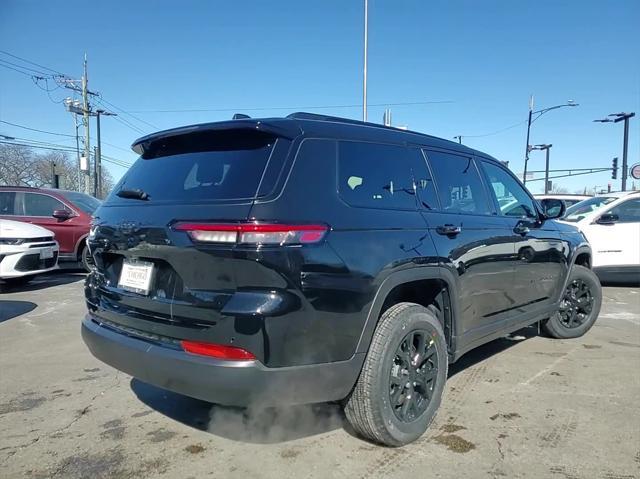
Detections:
[0, 186, 100, 271]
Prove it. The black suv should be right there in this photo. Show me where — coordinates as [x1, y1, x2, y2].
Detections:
[83, 113, 601, 446]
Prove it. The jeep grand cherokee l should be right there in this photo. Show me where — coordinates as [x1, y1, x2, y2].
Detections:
[82, 113, 601, 446]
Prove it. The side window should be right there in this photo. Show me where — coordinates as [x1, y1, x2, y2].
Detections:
[0, 192, 17, 215]
[338, 141, 419, 210]
[606, 198, 640, 223]
[411, 149, 440, 210]
[424, 150, 492, 215]
[23, 193, 65, 217]
[481, 161, 537, 219]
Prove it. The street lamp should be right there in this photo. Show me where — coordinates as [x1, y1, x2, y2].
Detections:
[594, 112, 635, 191]
[523, 98, 578, 185]
[529, 144, 553, 193]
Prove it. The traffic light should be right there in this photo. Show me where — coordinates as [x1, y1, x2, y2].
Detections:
[612, 157, 618, 179]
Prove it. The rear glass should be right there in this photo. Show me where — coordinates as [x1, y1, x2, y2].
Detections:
[108, 130, 279, 203]
[59, 191, 101, 214]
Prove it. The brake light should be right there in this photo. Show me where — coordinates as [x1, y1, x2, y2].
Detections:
[173, 222, 328, 245]
[181, 340, 256, 361]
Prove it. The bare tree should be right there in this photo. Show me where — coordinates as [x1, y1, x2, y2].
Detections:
[549, 184, 569, 194]
[0, 144, 116, 198]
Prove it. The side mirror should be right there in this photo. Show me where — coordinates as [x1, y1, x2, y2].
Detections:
[539, 198, 566, 219]
[596, 213, 618, 225]
[52, 209, 72, 220]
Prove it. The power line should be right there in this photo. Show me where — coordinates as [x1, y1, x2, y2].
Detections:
[458, 120, 527, 139]
[0, 58, 50, 76]
[0, 49, 67, 76]
[125, 100, 455, 114]
[0, 61, 37, 77]
[95, 96, 160, 130]
[0, 140, 134, 168]
[0, 120, 76, 137]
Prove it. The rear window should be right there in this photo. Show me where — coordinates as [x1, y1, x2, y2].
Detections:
[108, 130, 282, 203]
[59, 191, 101, 214]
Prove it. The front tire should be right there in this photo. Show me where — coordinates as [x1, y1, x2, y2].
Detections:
[542, 265, 602, 339]
[344, 302, 448, 446]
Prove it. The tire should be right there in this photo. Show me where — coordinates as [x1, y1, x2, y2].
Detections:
[80, 243, 93, 272]
[344, 302, 448, 446]
[542, 265, 602, 339]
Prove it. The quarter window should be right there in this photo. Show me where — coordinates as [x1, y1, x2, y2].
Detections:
[338, 142, 433, 210]
[482, 161, 537, 219]
[23, 193, 66, 217]
[605, 198, 640, 223]
[0, 192, 17, 215]
[424, 150, 491, 215]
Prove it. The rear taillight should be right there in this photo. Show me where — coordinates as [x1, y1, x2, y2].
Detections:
[173, 222, 328, 245]
[181, 340, 256, 361]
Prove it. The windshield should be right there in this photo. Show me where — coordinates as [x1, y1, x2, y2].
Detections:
[563, 196, 617, 222]
[60, 191, 102, 215]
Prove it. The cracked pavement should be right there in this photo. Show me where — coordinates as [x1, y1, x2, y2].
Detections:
[1, 270, 639, 478]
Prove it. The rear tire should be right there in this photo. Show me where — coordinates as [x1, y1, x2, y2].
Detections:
[344, 302, 448, 446]
[542, 265, 602, 339]
[80, 243, 93, 272]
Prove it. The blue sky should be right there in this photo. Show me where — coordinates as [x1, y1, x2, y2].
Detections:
[1, 0, 638, 193]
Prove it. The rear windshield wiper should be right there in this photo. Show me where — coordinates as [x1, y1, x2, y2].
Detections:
[116, 188, 150, 201]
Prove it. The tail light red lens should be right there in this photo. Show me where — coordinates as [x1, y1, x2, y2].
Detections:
[181, 340, 256, 361]
[173, 222, 328, 245]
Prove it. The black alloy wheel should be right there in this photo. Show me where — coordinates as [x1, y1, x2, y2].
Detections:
[389, 330, 438, 422]
[558, 278, 595, 328]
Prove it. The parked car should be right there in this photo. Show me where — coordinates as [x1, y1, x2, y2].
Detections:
[82, 113, 601, 446]
[0, 187, 100, 271]
[534, 194, 591, 207]
[561, 191, 640, 283]
[0, 218, 59, 287]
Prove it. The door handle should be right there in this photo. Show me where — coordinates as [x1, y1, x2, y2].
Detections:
[514, 224, 530, 235]
[436, 224, 462, 236]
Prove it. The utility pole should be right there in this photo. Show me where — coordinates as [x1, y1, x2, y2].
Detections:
[362, 0, 368, 122]
[594, 112, 635, 191]
[94, 109, 116, 198]
[453, 135, 462, 144]
[530, 144, 553, 193]
[82, 54, 91, 194]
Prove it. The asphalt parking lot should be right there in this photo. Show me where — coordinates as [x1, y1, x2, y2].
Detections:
[0, 271, 639, 479]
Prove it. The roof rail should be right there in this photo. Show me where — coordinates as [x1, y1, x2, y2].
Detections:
[287, 111, 418, 134]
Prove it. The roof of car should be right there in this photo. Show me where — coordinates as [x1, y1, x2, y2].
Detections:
[131, 112, 500, 163]
[596, 190, 640, 198]
[0, 186, 79, 195]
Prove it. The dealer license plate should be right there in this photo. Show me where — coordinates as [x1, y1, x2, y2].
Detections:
[118, 260, 154, 295]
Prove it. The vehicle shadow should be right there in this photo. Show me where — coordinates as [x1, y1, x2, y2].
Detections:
[130, 378, 346, 444]
[0, 300, 37, 323]
[448, 325, 539, 378]
[1, 270, 86, 293]
[131, 327, 540, 444]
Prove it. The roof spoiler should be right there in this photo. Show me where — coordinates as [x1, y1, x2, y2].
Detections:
[131, 119, 302, 155]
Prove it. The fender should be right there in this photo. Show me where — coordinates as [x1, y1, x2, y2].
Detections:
[555, 241, 592, 303]
[74, 233, 89, 258]
[354, 266, 461, 357]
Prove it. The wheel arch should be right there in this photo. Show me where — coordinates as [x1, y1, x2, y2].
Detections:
[75, 233, 89, 259]
[355, 267, 460, 359]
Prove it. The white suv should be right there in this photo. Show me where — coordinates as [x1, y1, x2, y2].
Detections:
[562, 191, 640, 283]
[0, 219, 59, 286]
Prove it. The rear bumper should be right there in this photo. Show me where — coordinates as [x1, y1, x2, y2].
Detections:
[81, 316, 364, 407]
